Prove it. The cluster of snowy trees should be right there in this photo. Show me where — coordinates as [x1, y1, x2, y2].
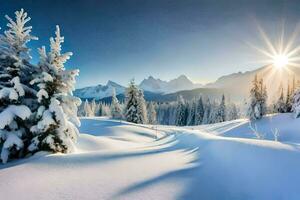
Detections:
[0, 9, 80, 163]
[247, 75, 268, 120]
[81, 86, 240, 127]
[79, 80, 156, 124]
[247, 74, 300, 120]
[272, 77, 298, 114]
[157, 94, 240, 126]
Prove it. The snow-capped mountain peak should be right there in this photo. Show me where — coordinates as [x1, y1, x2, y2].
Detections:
[74, 80, 125, 100]
[74, 75, 203, 100]
[139, 75, 202, 94]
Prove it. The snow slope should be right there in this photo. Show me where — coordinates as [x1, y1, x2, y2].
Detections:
[1, 114, 300, 200]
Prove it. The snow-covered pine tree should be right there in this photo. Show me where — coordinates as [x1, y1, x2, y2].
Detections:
[0, 9, 38, 163]
[29, 25, 81, 153]
[227, 103, 239, 120]
[125, 79, 141, 124]
[90, 99, 97, 116]
[202, 98, 211, 124]
[102, 103, 111, 116]
[110, 87, 123, 119]
[137, 89, 148, 124]
[175, 95, 187, 126]
[83, 100, 93, 117]
[195, 96, 204, 125]
[248, 75, 264, 120]
[147, 101, 157, 124]
[276, 85, 285, 113]
[285, 82, 293, 112]
[292, 87, 300, 118]
[260, 79, 268, 116]
[208, 100, 218, 124]
[187, 99, 196, 126]
[215, 94, 226, 123]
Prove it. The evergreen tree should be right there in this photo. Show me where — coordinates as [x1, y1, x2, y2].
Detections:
[28, 26, 81, 154]
[187, 99, 196, 125]
[292, 88, 300, 118]
[83, 100, 92, 117]
[175, 95, 187, 126]
[276, 86, 285, 113]
[285, 83, 293, 112]
[215, 94, 226, 123]
[248, 75, 267, 120]
[227, 103, 239, 120]
[260, 79, 268, 116]
[195, 96, 204, 125]
[0, 9, 38, 163]
[137, 89, 148, 124]
[125, 80, 142, 124]
[202, 98, 211, 124]
[147, 102, 157, 124]
[110, 87, 123, 119]
[90, 99, 97, 116]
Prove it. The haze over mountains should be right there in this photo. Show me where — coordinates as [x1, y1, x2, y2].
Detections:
[74, 65, 300, 102]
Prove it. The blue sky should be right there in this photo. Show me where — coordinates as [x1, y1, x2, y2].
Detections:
[1, 0, 300, 88]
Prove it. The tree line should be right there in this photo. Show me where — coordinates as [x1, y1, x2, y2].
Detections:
[79, 81, 240, 126]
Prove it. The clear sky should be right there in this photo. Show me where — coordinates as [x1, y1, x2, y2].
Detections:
[1, 0, 300, 88]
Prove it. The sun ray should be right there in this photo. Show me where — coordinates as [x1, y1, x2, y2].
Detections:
[278, 20, 285, 55]
[245, 42, 274, 58]
[286, 45, 300, 57]
[256, 22, 278, 55]
[283, 22, 300, 55]
[250, 20, 300, 73]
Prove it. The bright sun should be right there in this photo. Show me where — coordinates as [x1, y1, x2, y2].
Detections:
[247, 22, 300, 71]
[273, 54, 289, 69]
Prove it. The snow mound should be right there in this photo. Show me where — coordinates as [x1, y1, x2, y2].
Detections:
[1, 114, 300, 200]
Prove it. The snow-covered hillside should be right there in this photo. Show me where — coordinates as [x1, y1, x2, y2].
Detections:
[1, 114, 300, 200]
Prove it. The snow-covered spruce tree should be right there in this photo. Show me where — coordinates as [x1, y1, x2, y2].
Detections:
[110, 87, 123, 119]
[227, 103, 239, 120]
[260, 79, 268, 116]
[137, 89, 148, 123]
[147, 101, 157, 124]
[0, 9, 38, 163]
[125, 79, 146, 124]
[195, 96, 204, 125]
[90, 99, 97, 116]
[202, 98, 211, 124]
[83, 99, 93, 117]
[175, 95, 187, 126]
[293, 88, 300, 118]
[29, 26, 81, 153]
[208, 100, 218, 124]
[103, 103, 111, 116]
[285, 83, 293, 112]
[215, 94, 226, 123]
[187, 99, 196, 126]
[275, 86, 285, 113]
[247, 75, 267, 120]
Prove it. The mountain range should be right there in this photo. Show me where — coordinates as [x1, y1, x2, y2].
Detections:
[74, 75, 202, 100]
[75, 65, 300, 103]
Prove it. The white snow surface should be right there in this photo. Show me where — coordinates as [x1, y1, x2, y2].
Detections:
[1, 113, 300, 200]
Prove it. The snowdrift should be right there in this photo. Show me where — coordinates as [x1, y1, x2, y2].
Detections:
[1, 114, 300, 200]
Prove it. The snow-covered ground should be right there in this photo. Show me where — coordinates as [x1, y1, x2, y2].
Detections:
[1, 113, 300, 200]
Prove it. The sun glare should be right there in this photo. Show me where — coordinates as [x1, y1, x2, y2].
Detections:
[247, 21, 300, 71]
[273, 54, 289, 69]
